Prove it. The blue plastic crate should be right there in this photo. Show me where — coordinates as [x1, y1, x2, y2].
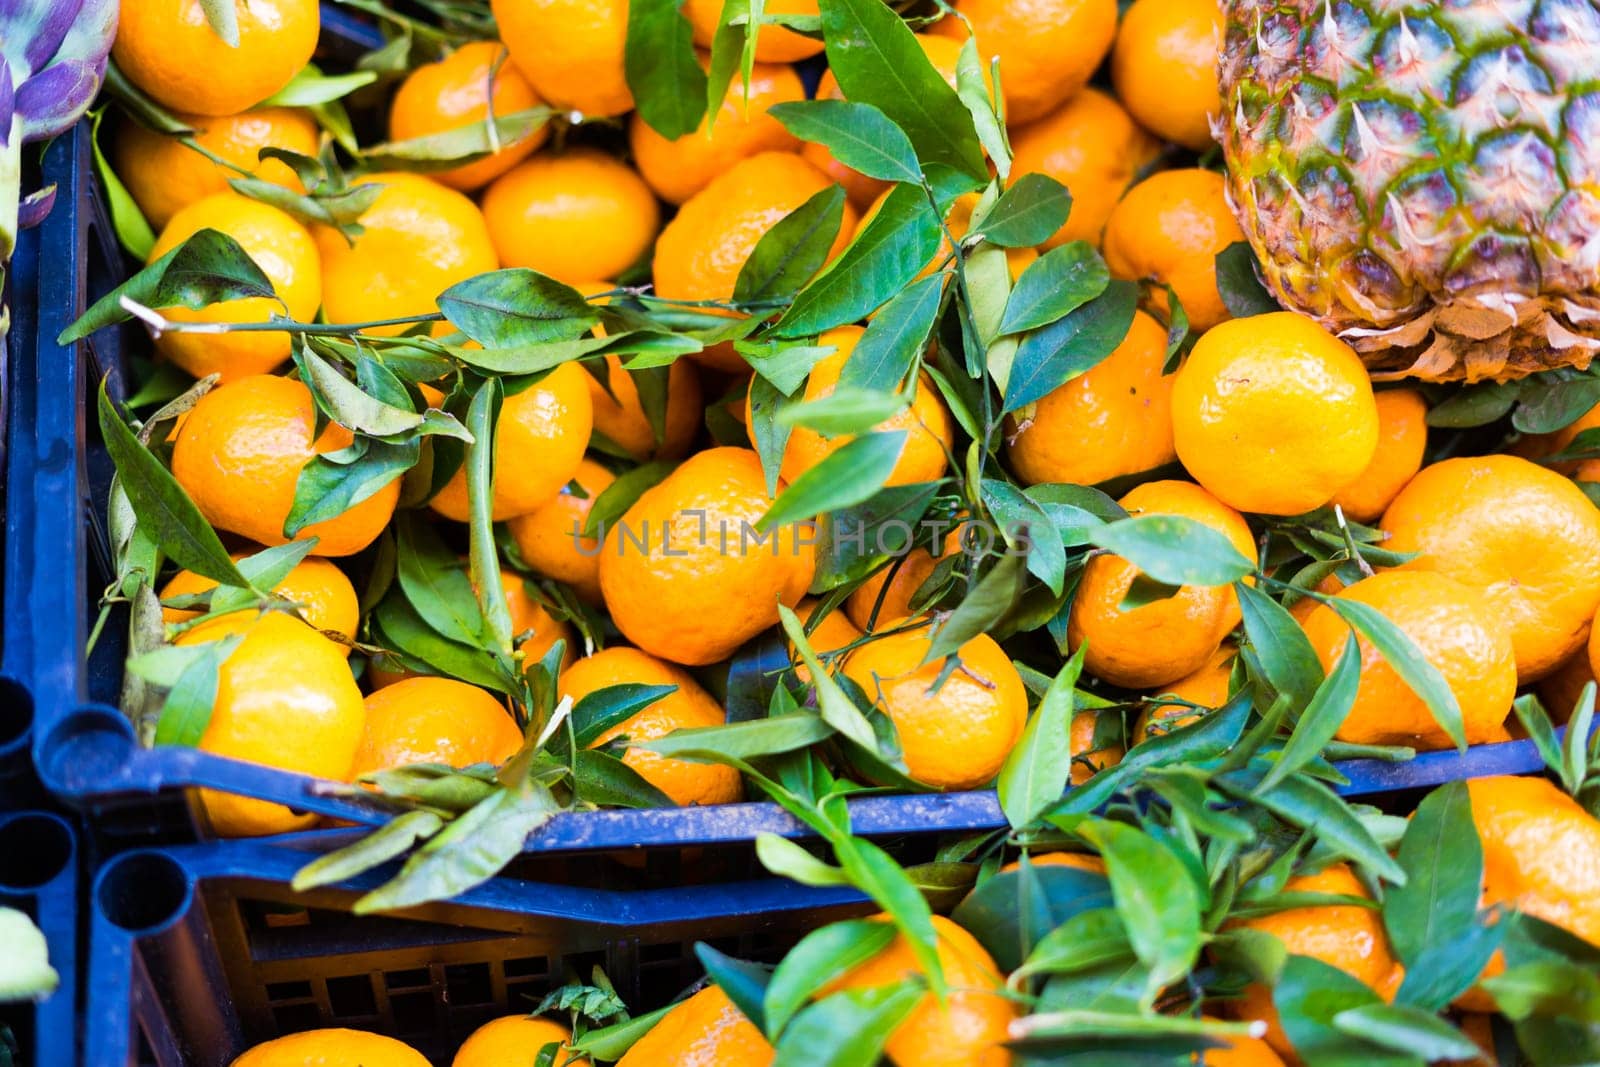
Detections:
[0, 810, 82, 1067]
[86, 835, 869, 1066]
[10, 3, 1557, 851]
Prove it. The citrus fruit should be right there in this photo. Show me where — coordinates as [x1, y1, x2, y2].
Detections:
[115, 107, 319, 230]
[491, 0, 633, 117]
[1456, 776, 1600, 1009]
[630, 59, 805, 205]
[745, 326, 953, 488]
[842, 619, 1027, 791]
[1008, 89, 1161, 248]
[599, 447, 815, 666]
[349, 677, 522, 780]
[1102, 168, 1247, 332]
[1381, 454, 1600, 682]
[114, 0, 318, 117]
[498, 570, 578, 670]
[1070, 709, 1124, 784]
[146, 193, 321, 383]
[231, 1028, 428, 1067]
[1172, 311, 1380, 516]
[653, 152, 857, 372]
[1469, 775, 1600, 948]
[685, 0, 824, 62]
[508, 458, 616, 603]
[616, 984, 773, 1067]
[560, 646, 743, 806]
[481, 149, 660, 284]
[1111, 0, 1225, 150]
[588, 355, 703, 461]
[790, 597, 864, 684]
[1286, 573, 1344, 626]
[845, 525, 965, 632]
[171, 375, 401, 557]
[820, 913, 1017, 1067]
[1227, 863, 1404, 1057]
[932, 0, 1119, 124]
[159, 555, 359, 649]
[1134, 643, 1235, 742]
[1006, 310, 1177, 487]
[1068, 480, 1256, 689]
[1328, 389, 1429, 524]
[429, 362, 593, 522]
[453, 1016, 574, 1067]
[388, 41, 547, 191]
[1299, 572, 1516, 748]
[175, 611, 365, 837]
[804, 35, 974, 210]
[315, 172, 498, 334]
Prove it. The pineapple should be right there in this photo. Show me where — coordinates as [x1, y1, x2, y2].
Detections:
[1217, 0, 1600, 382]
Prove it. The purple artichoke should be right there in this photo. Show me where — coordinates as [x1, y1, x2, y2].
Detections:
[0, 0, 118, 255]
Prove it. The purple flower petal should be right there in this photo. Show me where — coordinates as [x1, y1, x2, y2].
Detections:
[17, 57, 100, 141]
[0, 56, 15, 147]
[19, 182, 56, 229]
[6, 0, 76, 73]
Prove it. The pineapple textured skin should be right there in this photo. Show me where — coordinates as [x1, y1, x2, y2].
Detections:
[1218, 0, 1600, 382]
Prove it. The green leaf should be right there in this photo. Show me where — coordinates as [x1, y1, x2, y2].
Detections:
[951, 864, 1113, 973]
[359, 109, 554, 170]
[1214, 242, 1279, 318]
[697, 944, 771, 1033]
[625, 0, 709, 137]
[263, 67, 378, 107]
[153, 633, 242, 747]
[395, 516, 486, 649]
[758, 431, 907, 532]
[438, 270, 598, 347]
[922, 552, 1027, 662]
[778, 604, 881, 752]
[1017, 908, 1133, 978]
[1426, 382, 1521, 429]
[1236, 582, 1324, 711]
[769, 99, 922, 183]
[999, 242, 1110, 335]
[581, 460, 674, 540]
[62, 229, 276, 343]
[982, 478, 1067, 594]
[572, 684, 679, 748]
[954, 38, 1008, 177]
[839, 273, 945, 393]
[773, 982, 924, 1067]
[977, 174, 1072, 248]
[776, 182, 943, 337]
[372, 595, 509, 693]
[643, 713, 835, 760]
[1272, 956, 1413, 1067]
[1256, 630, 1360, 794]
[90, 113, 155, 259]
[755, 833, 853, 887]
[704, 0, 754, 130]
[764, 920, 899, 1039]
[570, 1004, 676, 1062]
[1001, 280, 1139, 413]
[779, 388, 909, 436]
[573, 749, 675, 808]
[1512, 376, 1600, 435]
[1329, 598, 1465, 751]
[1079, 819, 1203, 1003]
[285, 438, 417, 538]
[749, 373, 799, 498]
[733, 184, 848, 305]
[198, 0, 240, 45]
[1088, 515, 1254, 586]
[998, 645, 1086, 830]
[833, 837, 946, 992]
[291, 810, 446, 891]
[97, 385, 250, 588]
[355, 785, 559, 913]
[1331, 1004, 1487, 1061]
[1229, 775, 1405, 884]
[295, 345, 424, 437]
[817, 0, 986, 178]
